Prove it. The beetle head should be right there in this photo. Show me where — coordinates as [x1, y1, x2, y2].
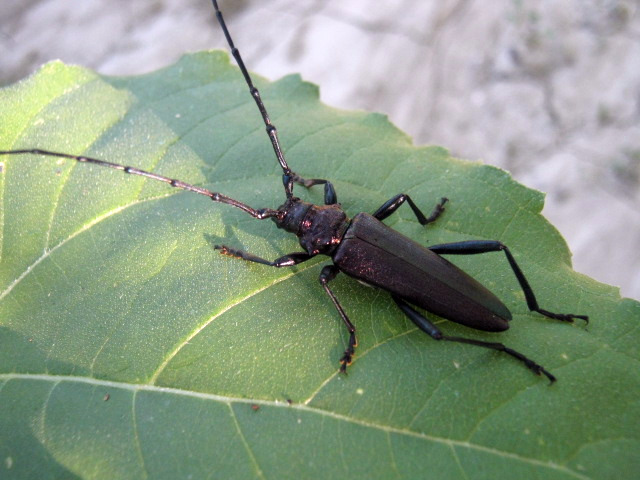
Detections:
[272, 197, 311, 235]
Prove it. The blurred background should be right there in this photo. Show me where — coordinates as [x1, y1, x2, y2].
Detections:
[2, 0, 639, 299]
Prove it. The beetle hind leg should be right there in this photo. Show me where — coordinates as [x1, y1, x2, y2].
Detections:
[392, 296, 556, 383]
[428, 240, 589, 324]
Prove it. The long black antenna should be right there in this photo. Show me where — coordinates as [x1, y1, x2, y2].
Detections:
[0, 149, 278, 219]
[211, 0, 296, 198]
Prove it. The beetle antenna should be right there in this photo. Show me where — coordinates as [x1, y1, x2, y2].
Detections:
[211, 0, 295, 198]
[0, 149, 278, 219]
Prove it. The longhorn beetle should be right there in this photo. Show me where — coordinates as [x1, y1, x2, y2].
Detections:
[1, 0, 588, 383]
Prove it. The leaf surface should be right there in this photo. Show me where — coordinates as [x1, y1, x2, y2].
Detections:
[1, 52, 638, 480]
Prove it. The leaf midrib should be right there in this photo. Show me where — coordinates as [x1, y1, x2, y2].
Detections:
[0, 372, 591, 480]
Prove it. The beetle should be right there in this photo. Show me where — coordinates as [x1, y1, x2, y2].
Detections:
[0, 0, 587, 382]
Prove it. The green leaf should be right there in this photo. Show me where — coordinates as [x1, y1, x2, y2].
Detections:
[1, 52, 638, 480]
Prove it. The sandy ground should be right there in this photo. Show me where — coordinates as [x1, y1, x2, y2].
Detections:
[1, 0, 639, 300]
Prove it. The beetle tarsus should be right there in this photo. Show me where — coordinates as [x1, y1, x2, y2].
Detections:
[492, 342, 555, 382]
[339, 339, 356, 374]
[214, 244, 238, 258]
[424, 197, 448, 224]
[537, 309, 589, 325]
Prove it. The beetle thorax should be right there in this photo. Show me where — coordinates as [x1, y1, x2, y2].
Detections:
[273, 198, 350, 256]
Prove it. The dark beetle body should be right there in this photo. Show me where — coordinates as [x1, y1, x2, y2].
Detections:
[334, 213, 512, 332]
[276, 198, 511, 333]
[264, 195, 586, 382]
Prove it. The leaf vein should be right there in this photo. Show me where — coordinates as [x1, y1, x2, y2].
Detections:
[0, 373, 592, 479]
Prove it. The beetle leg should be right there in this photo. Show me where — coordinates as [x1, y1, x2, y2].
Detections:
[373, 194, 447, 225]
[214, 245, 313, 267]
[392, 296, 556, 383]
[428, 240, 589, 324]
[291, 175, 338, 205]
[319, 265, 357, 372]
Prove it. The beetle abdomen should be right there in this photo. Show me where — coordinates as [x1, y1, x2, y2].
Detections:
[333, 213, 511, 331]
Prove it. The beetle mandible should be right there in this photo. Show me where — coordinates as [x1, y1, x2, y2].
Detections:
[0, 0, 588, 383]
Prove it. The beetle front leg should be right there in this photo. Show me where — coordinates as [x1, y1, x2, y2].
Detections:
[373, 194, 447, 225]
[291, 174, 338, 205]
[392, 296, 556, 383]
[215, 245, 313, 267]
[319, 265, 357, 372]
[428, 240, 589, 323]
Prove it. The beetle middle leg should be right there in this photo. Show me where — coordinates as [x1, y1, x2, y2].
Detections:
[392, 296, 556, 382]
[319, 265, 357, 372]
[373, 194, 448, 225]
[428, 240, 589, 323]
